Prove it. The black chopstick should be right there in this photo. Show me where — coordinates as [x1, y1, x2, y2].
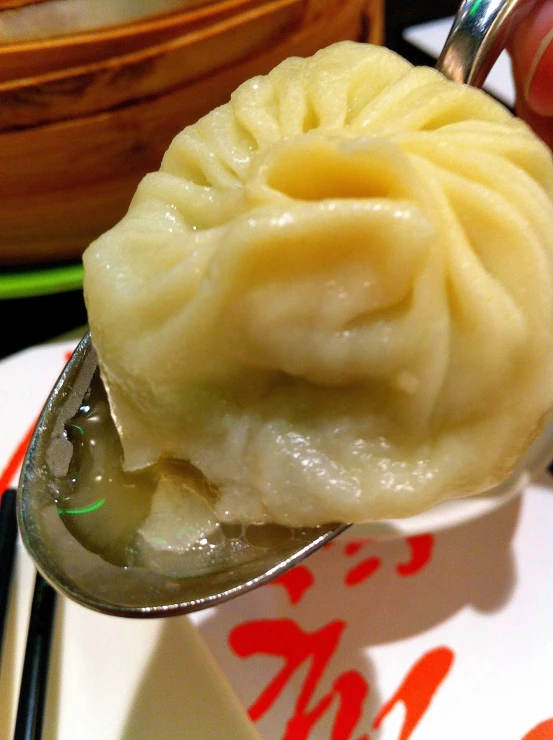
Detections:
[0, 488, 18, 666]
[13, 573, 57, 740]
[0, 487, 58, 739]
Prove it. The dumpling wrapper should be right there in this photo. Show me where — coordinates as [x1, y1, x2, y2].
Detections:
[84, 42, 553, 526]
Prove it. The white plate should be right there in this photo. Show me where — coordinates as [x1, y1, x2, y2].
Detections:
[2, 340, 553, 739]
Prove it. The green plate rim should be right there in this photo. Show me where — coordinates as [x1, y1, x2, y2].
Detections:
[0, 264, 84, 300]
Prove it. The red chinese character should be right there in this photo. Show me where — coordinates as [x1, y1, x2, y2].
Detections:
[229, 618, 368, 740]
[344, 538, 381, 586]
[0, 348, 71, 494]
[396, 534, 434, 576]
[522, 720, 553, 739]
[0, 417, 37, 494]
[271, 566, 315, 604]
[372, 647, 454, 740]
[343, 534, 434, 586]
[230, 618, 454, 740]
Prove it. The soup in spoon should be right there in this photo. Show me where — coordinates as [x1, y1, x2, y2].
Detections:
[58, 368, 331, 578]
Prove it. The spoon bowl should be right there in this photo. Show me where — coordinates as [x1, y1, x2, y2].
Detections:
[18, 334, 348, 617]
[18, 0, 534, 617]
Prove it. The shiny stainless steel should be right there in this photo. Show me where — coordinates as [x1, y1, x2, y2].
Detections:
[17, 0, 528, 617]
[436, 0, 536, 84]
[17, 332, 348, 617]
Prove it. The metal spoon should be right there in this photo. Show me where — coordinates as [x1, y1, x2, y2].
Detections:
[18, 0, 533, 618]
[437, 0, 537, 85]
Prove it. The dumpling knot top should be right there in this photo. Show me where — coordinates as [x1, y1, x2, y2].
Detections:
[84, 41, 553, 526]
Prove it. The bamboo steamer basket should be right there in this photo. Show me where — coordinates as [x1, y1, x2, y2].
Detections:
[0, 0, 285, 82]
[0, 0, 210, 44]
[0, 0, 306, 129]
[0, 0, 383, 264]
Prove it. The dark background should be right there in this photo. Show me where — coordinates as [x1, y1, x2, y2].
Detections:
[0, 0, 461, 360]
[386, 0, 458, 62]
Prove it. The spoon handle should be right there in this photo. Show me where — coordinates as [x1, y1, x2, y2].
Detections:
[436, 0, 539, 85]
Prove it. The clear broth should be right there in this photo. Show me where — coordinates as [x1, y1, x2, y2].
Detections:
[57, 371, 326, 577]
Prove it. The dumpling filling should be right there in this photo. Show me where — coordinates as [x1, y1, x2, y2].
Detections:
[83, 41, 553, 527]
